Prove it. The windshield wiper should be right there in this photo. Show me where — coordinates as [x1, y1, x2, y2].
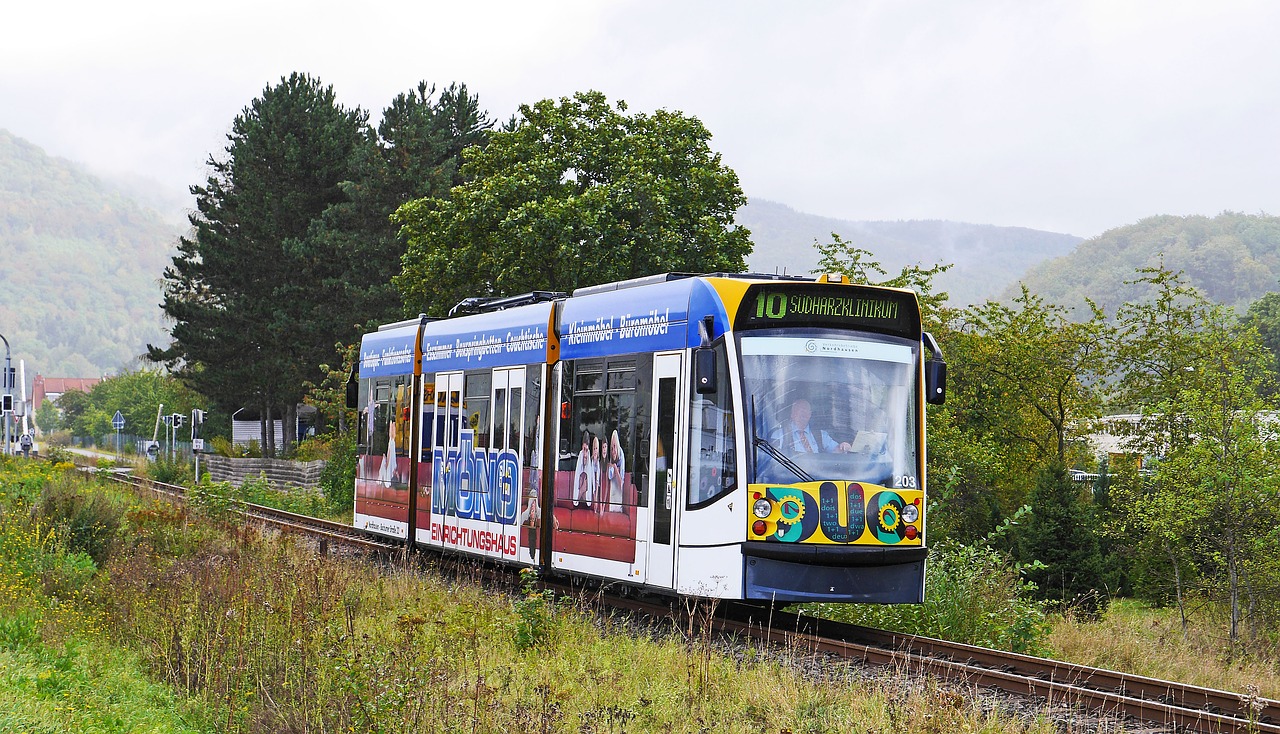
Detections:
[752, 436, 815, 484]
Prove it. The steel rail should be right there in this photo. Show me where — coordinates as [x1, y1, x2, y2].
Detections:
[719, 604, 1279, 734]
[96, 469, 399, 553]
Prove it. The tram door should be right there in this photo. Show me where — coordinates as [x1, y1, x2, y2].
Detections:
[491, 367, 525, 560]
[431, 371, 465, 547]
[645, 353, 683, 589]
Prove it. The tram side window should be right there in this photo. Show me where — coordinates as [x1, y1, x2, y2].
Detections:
[556, 355, 652, 512]
[464, 371, 492, 449]
[356, 379, 373, 457]
[523, 369, 542, 471]
[688, 343, 736, 508]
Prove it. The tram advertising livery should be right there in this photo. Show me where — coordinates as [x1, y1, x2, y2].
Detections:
[352, 273, 946, 603]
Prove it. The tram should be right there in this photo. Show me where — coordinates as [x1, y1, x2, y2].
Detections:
[350, 272, 945, 603]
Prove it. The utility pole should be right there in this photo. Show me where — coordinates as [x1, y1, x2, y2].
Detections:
[0, 332, 11, 456]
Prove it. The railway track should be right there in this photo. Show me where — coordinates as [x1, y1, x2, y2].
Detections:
[718, 604, 1280, 734]
[93, 463, 1279, 733]
[94, 467, 399, 553]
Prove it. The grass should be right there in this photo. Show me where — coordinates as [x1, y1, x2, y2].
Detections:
[1047, 598, 1280, 698]
[102, 527, 1063, 733]
[0, 456, 213, 733]
[0, 455, 1068, 733]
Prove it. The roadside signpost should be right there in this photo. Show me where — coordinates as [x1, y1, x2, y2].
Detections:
[191, 409, 206, 481]
[112, 410, 125, 459]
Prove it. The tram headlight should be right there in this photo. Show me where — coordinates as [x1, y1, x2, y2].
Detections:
[752, 498, 773, 519]
[901, 503, 919, 524]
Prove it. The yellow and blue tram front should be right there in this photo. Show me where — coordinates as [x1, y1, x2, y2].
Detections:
[731, 281, 930, 603]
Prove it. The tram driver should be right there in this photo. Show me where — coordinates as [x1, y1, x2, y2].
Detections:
[772, 398, 853, 455]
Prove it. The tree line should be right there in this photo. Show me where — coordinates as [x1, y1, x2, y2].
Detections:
[833, 237, 1280, 657]
[148, 74, 749, 458]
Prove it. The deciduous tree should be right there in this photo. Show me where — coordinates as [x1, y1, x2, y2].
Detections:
[394, 91, 751, 315]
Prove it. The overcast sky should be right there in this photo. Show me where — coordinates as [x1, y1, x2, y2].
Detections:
[4, 0, 1278, 238]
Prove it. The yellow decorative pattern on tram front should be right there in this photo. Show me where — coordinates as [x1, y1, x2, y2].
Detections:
[748, 481, 923, 546]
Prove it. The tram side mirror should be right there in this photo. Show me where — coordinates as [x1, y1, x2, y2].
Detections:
[694, 346, 718, 394]
[345, 365, 359, 410]
[925, 359, 947, 405]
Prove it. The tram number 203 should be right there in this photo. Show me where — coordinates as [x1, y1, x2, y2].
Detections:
[893, 475, 919, 489]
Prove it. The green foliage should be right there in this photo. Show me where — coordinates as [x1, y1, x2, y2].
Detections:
[316, 429, 356, 509]
[0, 610, 40, 651]
[207, 435, 255, 458]
[151, 72, 370, 458]
[33, 401, 60, 434]
[805, 527, 1050, 654]
[394, 90, 752, 315]
[1109, 265, 1280, 653]
[186, 480, 244, 522]
[1242, 291, 1280, 387]
[304, 82, 494, 334]
[59, 367, 204, 441]
[513, 568, 556, 650]
[1015, 463, 1107, 615]
[34, 474, 126, 566]
[811, 232, 952, 326]
[302, 342, 359, 435]
[144, 455, 193, 486]
[927, 286, 1110, 536]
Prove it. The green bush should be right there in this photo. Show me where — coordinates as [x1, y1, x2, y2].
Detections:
[294, 435, 332, 462]
[35, 474, 126, 565]
[145, 456, 193, 486]
[42, 444, 74, 466]
[208, 436, 262, 458]
[0, 610, 40, 651]
[801, 515, 1051, 655]
[317, 430, 355, 509]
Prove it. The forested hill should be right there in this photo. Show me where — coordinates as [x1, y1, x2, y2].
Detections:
[0, 130, 180, 378]
[1007, 212, 1280, 315]
[739, 199, 1083, 305]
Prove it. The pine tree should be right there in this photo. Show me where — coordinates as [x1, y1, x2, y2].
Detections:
[1017, 462, 1107, 615]
[151, 73, 367, 456]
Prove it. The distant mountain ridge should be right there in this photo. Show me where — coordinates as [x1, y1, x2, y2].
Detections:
[1007, 212, 1280, 315]
[739, 200, 1083, 305]
[0, 129, 180, 378]
[9, 127, 1264, 388]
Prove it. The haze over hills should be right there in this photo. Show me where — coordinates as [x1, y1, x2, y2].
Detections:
[740, 200, 1083, 305]
[0, 129, 180, 380]
[11, 128, 1272, 384]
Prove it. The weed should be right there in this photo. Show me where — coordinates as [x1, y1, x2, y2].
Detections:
[514, 568, 556, 650]
[0, 610, 40, 650]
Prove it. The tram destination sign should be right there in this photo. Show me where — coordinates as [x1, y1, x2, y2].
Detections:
[737, 283, 920, 338]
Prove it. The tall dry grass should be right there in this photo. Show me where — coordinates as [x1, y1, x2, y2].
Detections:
[99, 509, 1065, 733]
[1047, 598, 1280, 698]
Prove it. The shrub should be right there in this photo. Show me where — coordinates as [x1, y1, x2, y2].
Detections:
[801, 514, 1051, 654]
[294, 434, 334, 462]
[0, 610, 40, 651]
[317, 430, 355, 509]
[208, 436, 262, 458]
[35, 474, 126, 565]
[146, 456, 193, 486]
[42, 444, 74, 466]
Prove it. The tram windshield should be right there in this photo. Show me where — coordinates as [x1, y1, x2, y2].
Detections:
[742, 334, 919, 488]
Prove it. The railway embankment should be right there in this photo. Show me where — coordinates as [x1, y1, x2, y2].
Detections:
[2, 456, 1089, 733]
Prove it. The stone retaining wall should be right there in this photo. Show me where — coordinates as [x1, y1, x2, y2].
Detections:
[204, 455, 327, 492]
